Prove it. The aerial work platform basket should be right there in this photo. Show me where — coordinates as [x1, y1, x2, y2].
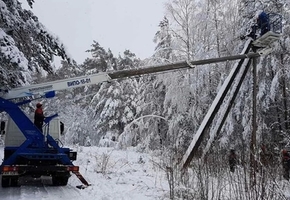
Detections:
[252, 13, 282, 48]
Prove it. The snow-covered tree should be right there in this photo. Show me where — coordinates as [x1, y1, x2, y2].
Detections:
[153, 17, 173, 62]
[91, 50, 141, 144]
[0, 0, 70, 88]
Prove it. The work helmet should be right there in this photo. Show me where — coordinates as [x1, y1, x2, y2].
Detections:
[36, 103, 42, 108]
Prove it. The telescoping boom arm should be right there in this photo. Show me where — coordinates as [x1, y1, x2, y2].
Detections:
[1, 44, 264, 100]
[1, 73, 111, 100]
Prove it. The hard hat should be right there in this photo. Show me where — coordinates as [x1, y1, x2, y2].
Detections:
[36, 103, 42, 108]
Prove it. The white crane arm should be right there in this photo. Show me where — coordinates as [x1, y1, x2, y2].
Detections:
[1, 73, 111, 100]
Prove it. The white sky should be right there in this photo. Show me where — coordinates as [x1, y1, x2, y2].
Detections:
[19, 0, 166, 63]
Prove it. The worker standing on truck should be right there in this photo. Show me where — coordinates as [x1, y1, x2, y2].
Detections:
[34, 103, 45, 132]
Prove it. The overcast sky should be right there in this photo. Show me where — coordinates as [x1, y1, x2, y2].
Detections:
[19, 0, 166, 63]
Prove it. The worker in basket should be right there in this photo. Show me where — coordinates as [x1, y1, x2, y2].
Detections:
[34, 103, 45, 132]
[244, 10, 270, 40]
[256, 10, 270, 36]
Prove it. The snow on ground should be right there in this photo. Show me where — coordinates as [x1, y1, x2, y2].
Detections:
[0, 146, 170, 200]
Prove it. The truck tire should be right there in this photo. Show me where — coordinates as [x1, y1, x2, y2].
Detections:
[10, 177, 19, 187]
[1, 176, 18, 187]
[52, 173, 69, 186]
[1, 176, 10, 187]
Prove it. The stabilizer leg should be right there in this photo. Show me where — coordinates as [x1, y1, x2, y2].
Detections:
[73, 171, 91, 189]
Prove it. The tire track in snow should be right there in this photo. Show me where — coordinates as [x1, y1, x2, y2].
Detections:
[0, 176, 82, 200]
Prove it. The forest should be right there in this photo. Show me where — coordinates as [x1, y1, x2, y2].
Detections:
[1, 0, 290, 199]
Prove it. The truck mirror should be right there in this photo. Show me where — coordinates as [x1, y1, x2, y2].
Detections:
[60, 121, 64, 135]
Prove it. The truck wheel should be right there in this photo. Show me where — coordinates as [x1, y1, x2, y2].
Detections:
[1, 176, 10, 187]
[1, 176, 19, 187]
[52, 173, 69, 186]
[10, 177, 18, 187]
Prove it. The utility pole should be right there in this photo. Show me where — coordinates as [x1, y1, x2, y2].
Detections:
[250, 49, 258, 186]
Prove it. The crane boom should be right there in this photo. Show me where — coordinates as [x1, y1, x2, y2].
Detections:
[1, 73, 111, 100]
[1, 47, 264, 100]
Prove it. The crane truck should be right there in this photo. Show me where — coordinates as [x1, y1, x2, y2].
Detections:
[0, 74, 113, 187]
[0, 12, 281, 188]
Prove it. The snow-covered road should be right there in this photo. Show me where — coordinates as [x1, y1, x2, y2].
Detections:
[0, 181, 81, 200]
[0, 146, 169, 200]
